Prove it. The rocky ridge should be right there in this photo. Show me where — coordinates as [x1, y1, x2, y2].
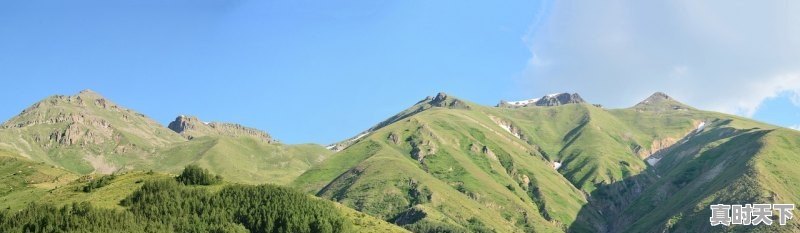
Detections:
[168, 115, 274, 143]
[498, 92, 586, 108]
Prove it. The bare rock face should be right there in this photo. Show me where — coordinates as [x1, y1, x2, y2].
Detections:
[387, 132, 400, 144]
[167, 115, 203, 135]
[497, 93, 587, 108]
[534, 93, 586, 106]
[2, 90, 157, 148]
[167, 115, 274, 143]
[429, 92, 471, 109]
[207, 122, 274, 143]
[0, 89, 185, 174]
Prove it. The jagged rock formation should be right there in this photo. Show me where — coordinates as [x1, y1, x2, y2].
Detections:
[498, 92, 586, 108]
[168, 115, 274, 143]
[0, 89, 185, 174]
[428, 92, 470, 109]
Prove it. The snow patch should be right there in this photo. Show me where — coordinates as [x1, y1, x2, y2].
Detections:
[506, 98, 540, 106]
[505, 93, 565, 106]
[553, 161, 562, 170]
[325, 132, 371, 151]
[696, 121, 706, 131]
[646, 157, 661, 166]
[489, 116, 523, 140]
[352, 132, 368, 141]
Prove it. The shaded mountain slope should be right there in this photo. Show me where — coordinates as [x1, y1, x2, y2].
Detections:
[584, 122, 800, 232]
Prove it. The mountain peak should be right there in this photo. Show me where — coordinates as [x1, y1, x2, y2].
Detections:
[427, 92, 470, 109]
[499, 92, 586, 107]
[168, 115, 274, 143]
[432, 92, 448, 102]
[633, 92, 692, 111]
[635, 92, 676, 106]
[0, 89, 185, 173]
[642, 92, 671, 102]
[327, 92, 470, 151]
[74, 89, 105, 100]
[78, 89, 97, 95]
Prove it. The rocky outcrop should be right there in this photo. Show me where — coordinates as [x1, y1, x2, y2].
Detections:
[387, 132, 400, 144]
[207, 122, 273, 143]
[633, 137, 679, 159]
[168, 115, 274, 143]
[489, 115, 527, 141]
[498, 93, 586, 108]
[429, 92, 470, 109]
[636, 92, 671, 105]
[0, 89, 185, 174]
[535, 93, 586, 106]
[167, 115, 204, 135]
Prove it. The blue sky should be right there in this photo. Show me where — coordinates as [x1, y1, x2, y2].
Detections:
[1, 0, 798, 144]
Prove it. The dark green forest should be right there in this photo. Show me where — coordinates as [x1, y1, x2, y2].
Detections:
[0, 167, 351, 233]
[175, 165, 223, 185]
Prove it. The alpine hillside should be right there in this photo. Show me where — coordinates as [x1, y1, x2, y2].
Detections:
[294, 91, 800, 233]
[0, 90, 331, 185]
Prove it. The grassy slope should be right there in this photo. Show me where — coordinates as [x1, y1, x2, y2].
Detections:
[0, 150, 79, 211]
[0, 91, 186, 174]
[29, 170, 405, 232]
[151, 136, 332, 185]
[295, 94, 800, 232]
[295, 98, 590, 232]
[2, 91, 797, 232]
[0, 91, 333, 186]
[489, 104, 699, 193]
[615, 121, 800, 232]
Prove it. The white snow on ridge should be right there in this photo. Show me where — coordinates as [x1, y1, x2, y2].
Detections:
[505, 93, 567, 106]
[506, 98, 540, 106]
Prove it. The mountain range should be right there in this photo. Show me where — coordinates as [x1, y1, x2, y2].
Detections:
[1, 89, 798, 232]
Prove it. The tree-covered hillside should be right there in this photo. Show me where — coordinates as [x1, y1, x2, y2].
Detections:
[0, 166, 408, 233]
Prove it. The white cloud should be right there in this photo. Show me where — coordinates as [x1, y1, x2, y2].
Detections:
[790, 125, 800, 131]
[520, 1, 800, 117]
